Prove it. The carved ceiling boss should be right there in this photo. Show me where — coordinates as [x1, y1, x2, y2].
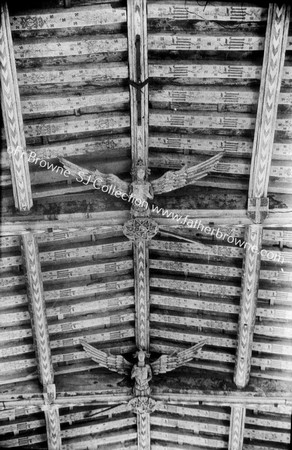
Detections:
[81, 340, 206, 396]
[59, 153, 225, 209]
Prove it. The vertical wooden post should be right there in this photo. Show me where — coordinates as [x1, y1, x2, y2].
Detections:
[0, 3, 33, 211]
[228, 406, 246, 450]
[234, 225, 262, 388]
[21, 233, 61, 450]
[248, 4, 290, 223]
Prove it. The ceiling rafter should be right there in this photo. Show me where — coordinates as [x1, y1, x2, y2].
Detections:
[0, 3, 33, 212]
[248, 3, 290, 224]
[21, 233, 61, 450]
[228, 406, 246, 450]
[234, 3, 290, 395]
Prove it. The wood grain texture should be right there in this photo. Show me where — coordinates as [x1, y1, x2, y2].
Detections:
[234, 225, 263, 388]
[228, 406, 246, 450]
[134, 240, 150, 350]
[21, 233, 53, 386]
[0, 3, 32, 211]
[249, 4, 290, 199]
[21, 233, 61, 449]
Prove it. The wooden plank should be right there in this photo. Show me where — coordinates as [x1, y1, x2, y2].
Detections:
[150, 86, 292, 107]
[248, 4, 290, 201]
[14, 35, 127, 59]
[21, 89, 129, 117]
[61, 417, 136, 439]
[156, 403, 230, 421]
[17, 62, 128, 86]
[234, 225, 263, 388]
[149, 133, 292, 160]
[62, 431, 137, 450]
[151, 415, 228, 435]
[24, 112, 130, 138]
[151, 430, 227, 448]
[150, 154, 292, 179]
[228, 406, 246, 450]
[148, 34, 265, 51]
[150, 62, 292, 81]
[150, 327, 292, 357]
[10, 6, 127, 30]
[244, 428, 290, 443]
[0, 3, 32, 211]
[44, 279, 134, 302]
[147, 2, 268, 22]
[21, 233, 61, 450]
[150, 110, 256, 130]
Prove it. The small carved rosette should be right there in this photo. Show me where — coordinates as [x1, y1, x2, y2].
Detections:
[123, 218, 159, 241]
[129, 397, 157, 415]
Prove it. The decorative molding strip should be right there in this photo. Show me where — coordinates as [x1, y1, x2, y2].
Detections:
[134, 240, 150, 351]
[21, 233, 53, 386]
[137, 412, 151, 450]
[0, 3, 32, 211]
[234, 225, 263, 388]
[249, 4, 290, 200]
[228, 406, 246, 450]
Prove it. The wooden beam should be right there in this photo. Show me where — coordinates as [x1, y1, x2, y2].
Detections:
[21, 233, 61, 450]
[234, 225, 263, 388]
[0, 3, 32, 211]
[228, 406, 246, 450]
[127, 0, 148, 164]
[248, 4, 290, 223]
[134, 241, 150, 350]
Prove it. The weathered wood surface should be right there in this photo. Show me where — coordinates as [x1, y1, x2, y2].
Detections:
[17, 62, 128, 86]
[149, 133, 292, 160]
[23, 112, 130, 138]
[148, 2, 267, 22]
[0, 3, 32, 211]
[21, 233, 53, 386]
[150, 62, 292, 81]
[249, 4, 290, 199]
[148, 34, 266, 51]
[10, 6, 127, 30]
[127, 0, 149, 163]
[20, 89, 129, 117]
[150, 86, 292, 106]
[234, 225, 262, 388]
[20, 233, 61, 449]
[14, 35, 127, 59]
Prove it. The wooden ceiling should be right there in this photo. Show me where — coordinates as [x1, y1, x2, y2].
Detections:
[0, 1, 292, 449]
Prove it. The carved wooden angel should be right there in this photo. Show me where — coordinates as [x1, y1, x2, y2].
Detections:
[80, 340, 206, 395]
[59, 152, 224, 205]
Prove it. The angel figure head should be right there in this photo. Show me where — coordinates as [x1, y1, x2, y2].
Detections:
[132, 159, 150, 182]
[133, 348, 150, 367]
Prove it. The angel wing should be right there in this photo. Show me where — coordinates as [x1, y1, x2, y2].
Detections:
[59, 157, 130, 194]
[150, 340, 207, 375]
[81, 340, 132, 375]
[151, 152, 225, 195]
